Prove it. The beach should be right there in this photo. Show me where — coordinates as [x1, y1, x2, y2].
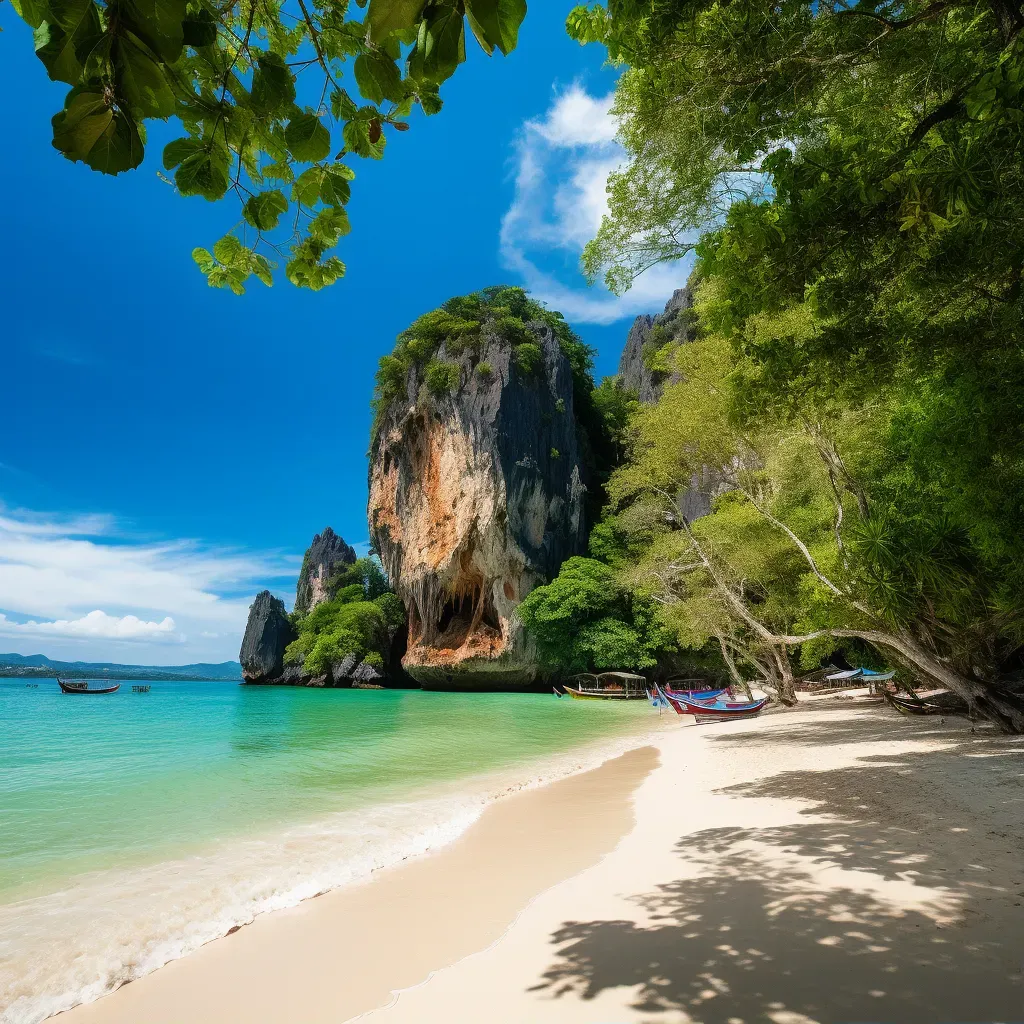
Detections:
[57, 704, 1024, 1023]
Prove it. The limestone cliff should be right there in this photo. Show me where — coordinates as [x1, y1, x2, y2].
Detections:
[368, 321, 588, 689]
[294, 526, 356, 615]
[619, 283, 730, 520]
[239, 591, 295, 682]
[618, 286, 695, 404]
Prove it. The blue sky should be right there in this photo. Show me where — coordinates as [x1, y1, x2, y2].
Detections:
[0, 3, 689, 664]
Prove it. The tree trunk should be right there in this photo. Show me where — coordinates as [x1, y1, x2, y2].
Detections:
[771, 645, 798, 705]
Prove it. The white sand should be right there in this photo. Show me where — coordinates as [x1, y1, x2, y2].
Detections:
[59, 706, 1024, 1023]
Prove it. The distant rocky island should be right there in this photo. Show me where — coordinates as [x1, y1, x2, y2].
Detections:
[0, 654, 243, 682]
[241, 284, 714, 692]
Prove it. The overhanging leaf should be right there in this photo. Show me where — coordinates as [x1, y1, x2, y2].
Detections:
[243, 190, 288, 230]
[366, 0, 428, 44]
[114, 36, 177, 117]
[285, 113, 331, 162]
[51, 87, 145, 174]
[250, 52, 296, 116]
[354, 52, 404, 105]
[464, 0, 525, 56]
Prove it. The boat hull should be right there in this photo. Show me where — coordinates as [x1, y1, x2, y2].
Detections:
[661, 688, 768, 719]
[564, 685, 643, 700]
[58, 679, 120, 694]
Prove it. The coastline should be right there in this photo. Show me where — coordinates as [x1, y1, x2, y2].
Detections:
[55, 704, 1024, 1024]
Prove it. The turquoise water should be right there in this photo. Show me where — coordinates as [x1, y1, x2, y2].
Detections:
[0, 679, 654, 1023]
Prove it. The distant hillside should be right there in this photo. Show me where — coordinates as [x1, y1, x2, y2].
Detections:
[0, 654, 242, 681]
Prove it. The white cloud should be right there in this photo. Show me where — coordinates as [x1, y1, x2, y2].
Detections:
[0, 610, 181, 642]
[500, 83, 691, 326]
[0, 505, 296, 664]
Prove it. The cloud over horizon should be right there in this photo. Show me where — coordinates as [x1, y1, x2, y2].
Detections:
[501, 84, 690, 326]
[0, 506, 297, 664]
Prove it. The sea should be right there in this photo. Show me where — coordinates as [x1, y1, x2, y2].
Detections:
[0, 678, 658, 1024]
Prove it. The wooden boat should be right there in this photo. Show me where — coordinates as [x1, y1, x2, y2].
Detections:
[884, 690, 969, 717]
[665, 686, 728, 700]
[57, 678, 120, 694]
[564, 672, 648, 700]
[657, 684, 768, 720]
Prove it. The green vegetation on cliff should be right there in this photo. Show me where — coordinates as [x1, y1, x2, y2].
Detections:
[285, 558, 404, 678]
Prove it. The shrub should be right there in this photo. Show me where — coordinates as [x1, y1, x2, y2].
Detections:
[476, 361, 493, 378]
[514, 343, 542, 375]
[363, 651, 385, 670]
[424, 359, 460, 397]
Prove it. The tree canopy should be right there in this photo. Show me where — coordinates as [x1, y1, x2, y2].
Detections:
[12, 0, 526, 292]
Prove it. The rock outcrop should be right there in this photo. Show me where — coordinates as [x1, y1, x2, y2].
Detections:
[368, 324, 587, 689]
[618, 285, 695, 404]
[239, 591, 295, 682]
[240, 529, 405, 687]
[619, 283, 730, 520]
[294, 526, 356, 615]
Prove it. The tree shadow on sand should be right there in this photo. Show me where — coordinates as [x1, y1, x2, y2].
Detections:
[532, 716, 1024, 1022]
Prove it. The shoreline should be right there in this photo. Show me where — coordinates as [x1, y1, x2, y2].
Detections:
[1, 691, 664, 1024]
[45, 705, 1024, 1022]
[57, 745, 660, 1024]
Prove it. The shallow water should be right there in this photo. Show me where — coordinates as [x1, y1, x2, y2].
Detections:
[0, 679, 655, 1023]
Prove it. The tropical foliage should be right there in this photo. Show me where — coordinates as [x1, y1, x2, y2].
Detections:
[516, 555, 676, 674]
[12, 0, 526, 292]
[285, 556, 404, 677]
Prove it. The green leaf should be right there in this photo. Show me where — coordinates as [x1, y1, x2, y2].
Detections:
[11, 0, 49, 29]
[250, 52, 296, 116]
[51, 88, 145, 174]
[34, 0, 104, 84]
[213, 234, 243, 264]
[319, 166, 352, 206]
[331, 88, 358, 120]
[309, 206, 351, 245]
[464, 0, 525, 56]
[162, 136, 203, 170]
[243, 190, 288, 230]
[342, 118, 385, 159]
[366, 0, 428, 44]
[182, 10, 218, 47]
[114, 36, 177, 117]
[418, 7, 466, 84]
[292, 167, 322, 205]
[175, 147, 230, 199]
[285, 113, 331, 162]
[192, 247, 216, 273]
[354, 52, 404, 105]
[113, 0, 188, 64]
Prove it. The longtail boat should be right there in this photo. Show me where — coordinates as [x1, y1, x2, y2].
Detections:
[564, 672, 648, 700]
[883, 690, 969, 717]
[57, 678, 120, 694]
[665, 686, 728, 700]
[657, 684, 768, 721]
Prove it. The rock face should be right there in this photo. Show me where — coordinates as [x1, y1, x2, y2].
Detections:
[368, 324, 587, 689]
[294, 526, 356, 616]
[618, 286, 695, 404]
[620, 284, 729, 521]
[240, 529, 401, 687]
[239, 591, 295, 682]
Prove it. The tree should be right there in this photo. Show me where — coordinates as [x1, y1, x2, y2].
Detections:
[515, 556, 676, 674]
[607, 285, 1024, 729]
[12, 0, 526, 292]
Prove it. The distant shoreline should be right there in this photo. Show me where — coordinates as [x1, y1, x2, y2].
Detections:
[0, 668, 242, 683]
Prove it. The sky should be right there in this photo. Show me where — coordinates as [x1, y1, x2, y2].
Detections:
[0, 3, 690, 665]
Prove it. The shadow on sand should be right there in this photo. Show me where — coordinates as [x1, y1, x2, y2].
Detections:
[531, 714, 1024, 1022]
